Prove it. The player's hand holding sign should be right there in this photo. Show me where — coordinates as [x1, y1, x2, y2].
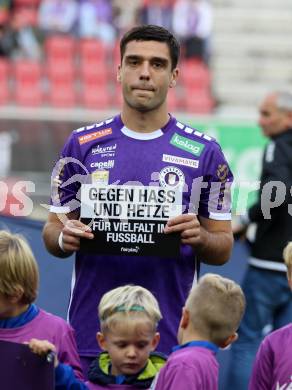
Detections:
[164, 214, 201, 246]
[165, 213, 233, 265]
[60, 219, 94, 253]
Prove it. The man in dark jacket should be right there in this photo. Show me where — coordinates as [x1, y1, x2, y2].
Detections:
[227, 91, 292, 390]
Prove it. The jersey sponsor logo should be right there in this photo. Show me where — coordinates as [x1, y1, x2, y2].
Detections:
[159, 166, 185, 188]
[162, 154, 199, 168]
[170, 133, 205, 156]
[90, 160, 115, 169]
[91, 170, 109, 184]
[78, 128, 112, 145]
[92, 143, 117, 157]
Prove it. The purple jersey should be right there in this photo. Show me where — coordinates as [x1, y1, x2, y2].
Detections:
[50, 114, 233, 356]
[151, 344, 219, 390]
[249, 323, 292, 390]
[0, 308, 83, 380]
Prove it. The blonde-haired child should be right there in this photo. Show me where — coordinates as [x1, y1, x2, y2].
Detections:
[29, 284, 166, 389]
[283, 241, 292, 289]
[151, 273, 245, 390]
[0, 230, 83, 380]
[249, 242, 292, 390]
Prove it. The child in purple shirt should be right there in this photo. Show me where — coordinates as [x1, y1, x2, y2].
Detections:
[151, 273, 246, 390]
[0, 230, 83, 380]
[29, 284, 166, 389]
[249, 242, 292, 390]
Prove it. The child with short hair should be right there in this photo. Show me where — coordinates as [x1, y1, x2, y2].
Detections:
[0, 230, 83, 380]
[30, 284, 166, 389]
[249, 242, 292, 390]
[285, 241, 292, 290]
[151, 273, 246, 390]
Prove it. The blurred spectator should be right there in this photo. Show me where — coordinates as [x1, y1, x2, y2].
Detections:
[0, 0, 12, 14]
[0, 9, 12, 56]
[11, 8, 42, 59]
[0, 25, 12, 57]
[112, 0, 141, 36]
[79, 0, 116, 46]
[172, 0, 212, 63]
[38, 0, 78, 35]
[0, 9, 42, 59]
[139, 0, 173, 31]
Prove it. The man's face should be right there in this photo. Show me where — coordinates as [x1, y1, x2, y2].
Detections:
[258, 94, 289, 137]
[118, 40, 178, 112]
[97, 319, 159, 376]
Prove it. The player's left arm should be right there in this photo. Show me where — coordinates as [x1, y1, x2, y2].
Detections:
[165, 214, 233, 265]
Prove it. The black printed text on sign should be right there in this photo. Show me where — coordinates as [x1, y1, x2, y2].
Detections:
[80, 185, 183, 257]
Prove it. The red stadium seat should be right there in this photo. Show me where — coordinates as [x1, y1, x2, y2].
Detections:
[167, 88, 179, 112]
[13, 7, 38, 27]
[81, 84, 110, 110]
[14, 60, 43, 106]
[0, 9, 9, 25]
[180, 59, 211, 89]
[0, 59, 10, 105]
[14, 85, 43, 106]
[46, 60, 75, 83]
[183, 89, 214, 114]
[48, 82, 77, 108]
[112, 38, 120, 66]
[45, 35, 76, 62]
[13, 0, 40, 8]
[80, 61, 108, 84]
[14, 60, 42, 83]
[0, 82, 10, 105]
[79, 39, 107, 65]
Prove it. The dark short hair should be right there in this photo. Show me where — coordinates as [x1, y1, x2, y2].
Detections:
[120, 25, 180, 70]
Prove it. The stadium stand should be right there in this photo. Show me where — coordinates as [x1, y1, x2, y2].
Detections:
[1, 0, 291, 112]
[0, 41, 212, 112]
[212, 0, 292, 109]
[0, 0, 216, 113]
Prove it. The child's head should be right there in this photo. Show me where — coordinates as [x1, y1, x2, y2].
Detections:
[178, 273, 245, 348]
[97, 285, 162, 376]
[0, 230, 39, 317]
[283, 241, 292, 266]
[283, 241, 292, 289]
